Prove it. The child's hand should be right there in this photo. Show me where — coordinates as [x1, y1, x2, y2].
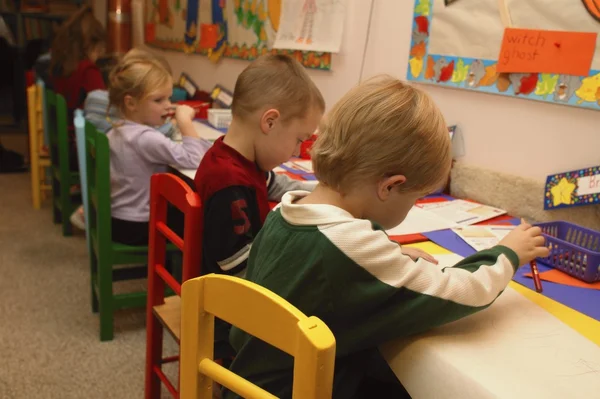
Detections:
[402, 247, 438, 264]
[498, 219, 549, 265]
[175, 104, 195, 124]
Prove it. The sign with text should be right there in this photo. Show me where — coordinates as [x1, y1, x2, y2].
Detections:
[544, 166, 600, 210]
[497, 28, 597, 76]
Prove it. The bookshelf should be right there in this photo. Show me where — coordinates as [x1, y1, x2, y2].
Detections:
[0, 0, 88, 127]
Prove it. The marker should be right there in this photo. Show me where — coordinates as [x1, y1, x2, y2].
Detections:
[530, 259, 543, 293]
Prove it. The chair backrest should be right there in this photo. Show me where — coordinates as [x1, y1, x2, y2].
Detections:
[38, 79, 50, 148]
[85, 124, 113, 253]
[75, 110, 91, 250]
[180, 274, 336, 399]
[45, 90, 71, 175]
[147, 173, 203, 297]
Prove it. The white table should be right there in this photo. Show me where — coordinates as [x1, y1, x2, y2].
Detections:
[380, 286, 600, 399]
[172, 121, 225, 180]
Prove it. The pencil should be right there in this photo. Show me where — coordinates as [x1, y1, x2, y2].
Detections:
[530, 259, 543, 293]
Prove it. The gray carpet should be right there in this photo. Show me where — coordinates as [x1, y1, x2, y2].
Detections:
[0, 173, 177, 398]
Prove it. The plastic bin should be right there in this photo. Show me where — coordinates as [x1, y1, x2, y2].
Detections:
[536, 221, 600, 283]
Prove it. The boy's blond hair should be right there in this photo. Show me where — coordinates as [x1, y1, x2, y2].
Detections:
[311, 75, 451, 194]
[232, 54, 325, 122]
[108, 49, 172, 115]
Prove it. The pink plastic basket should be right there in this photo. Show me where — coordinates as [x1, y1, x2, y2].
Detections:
[536, 221, 600, 283]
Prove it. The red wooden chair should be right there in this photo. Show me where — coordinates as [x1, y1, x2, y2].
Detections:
[145, 173, 202, 399]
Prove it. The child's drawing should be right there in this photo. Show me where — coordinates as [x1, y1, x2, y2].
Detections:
[296, 0, 317, 44]
[273, 0, 348, 53]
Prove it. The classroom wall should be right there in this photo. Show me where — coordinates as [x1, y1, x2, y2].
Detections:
[125, 0, 597, 182]
[139, 1, 374, 112]
[361, 0, 599, 182]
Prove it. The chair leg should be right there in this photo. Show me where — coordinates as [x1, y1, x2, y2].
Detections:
[145, 314, 164, 399]
[98, 258, 114, 341]
[60, 195, 73, 237]
[31, 157, 41, 210]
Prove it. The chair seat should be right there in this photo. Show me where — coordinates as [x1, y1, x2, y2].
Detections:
[154, 295, 181, 341]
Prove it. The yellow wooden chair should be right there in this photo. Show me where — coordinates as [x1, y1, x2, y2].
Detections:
[180, 274, 336, 399]
[27, 82, 51, 209]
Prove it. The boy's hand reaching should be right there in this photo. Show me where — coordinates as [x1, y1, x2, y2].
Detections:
[402, 247, 438, 264]
[174, 105, 197, 137]
[498, 219, 549, 265]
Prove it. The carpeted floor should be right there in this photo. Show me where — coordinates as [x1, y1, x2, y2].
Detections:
[0, 173, 176, 398]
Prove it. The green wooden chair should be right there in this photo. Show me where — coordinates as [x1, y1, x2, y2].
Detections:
[45, 89, 81, 236]
[85, 123, 152, 341]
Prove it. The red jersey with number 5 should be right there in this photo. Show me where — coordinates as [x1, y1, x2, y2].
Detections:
[194, 136, 270, 277]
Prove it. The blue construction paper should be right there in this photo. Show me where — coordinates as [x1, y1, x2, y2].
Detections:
[513, 264, 600, 321]
[422, 194, 455, 201]
[425, 229, 600, 321]
[424, 229, 477, 257]
[279, 163, 312, 176]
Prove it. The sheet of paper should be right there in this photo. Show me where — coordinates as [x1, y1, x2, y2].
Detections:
[427, 200, 506, 226]
[386, 206, 458, 236]
[428, 0, 600, 71]
[496, 28, 597, 75]
[192, 121, 224, 142]
[382, 287, 600, 399]
[291, 159, 313, 173]
[453, 225, 516, 252]
[429, 253, 465, 268]
[273, 0, 349, 52]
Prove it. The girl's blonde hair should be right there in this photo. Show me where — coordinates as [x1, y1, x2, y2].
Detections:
[108, 49, 173, 115]
[311, 75, 451, 194]
[232, 54, 325, 122]
[50, 6, 105, 77]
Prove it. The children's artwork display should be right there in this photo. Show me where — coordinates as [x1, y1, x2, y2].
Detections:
[273, 0, 348, 52]
[544, 165, 600, 210]
[145, 0, 332, 70]
[407, 0, 600, 111]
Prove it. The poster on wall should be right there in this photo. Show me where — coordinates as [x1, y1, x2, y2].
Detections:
[145, 0, 333, 70]
[407, 0, 600, 111]
[544, 165, 600, 210]
[272, 0, 348, 53]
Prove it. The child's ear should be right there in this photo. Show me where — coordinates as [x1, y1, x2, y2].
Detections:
[377, 175, 407, 201]
[124, 95, 137, 112]
[260, 108, 281, 134]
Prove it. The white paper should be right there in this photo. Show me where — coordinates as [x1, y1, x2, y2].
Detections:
[429, 0, 600, 69]
[453, 225, 516, 252]
[382, 287, 600, 399]
[291, 159, 313, 173]
[192, 121, 224, 142]
[427, 200, 506, 226]
[429, 253, 465, 268]
[273, 0, 348, 52]
[386, 206, 458, 236]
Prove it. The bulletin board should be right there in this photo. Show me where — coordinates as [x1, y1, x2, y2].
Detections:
[407, 0, 600, 111]
[144, 0, 332, 70]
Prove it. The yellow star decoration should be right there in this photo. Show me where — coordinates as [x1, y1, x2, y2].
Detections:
[550, 177, 576, 206]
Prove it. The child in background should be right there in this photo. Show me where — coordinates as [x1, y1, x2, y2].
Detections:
[194, 54, 324, 277]
[226, 76, 550, 399]
[84, 48, 174, 135]
[50, 6, 106, 170]
[107, 50, 211, 246]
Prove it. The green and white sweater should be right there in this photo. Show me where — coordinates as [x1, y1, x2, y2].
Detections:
[226, 191, 520, 399]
